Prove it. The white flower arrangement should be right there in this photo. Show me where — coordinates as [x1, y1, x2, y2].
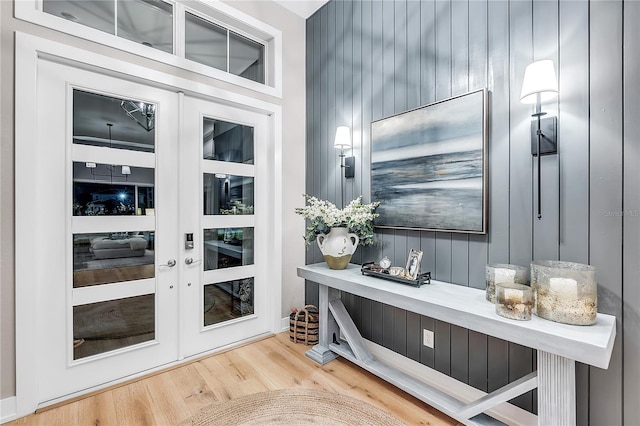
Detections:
[295, 195, 380, 247]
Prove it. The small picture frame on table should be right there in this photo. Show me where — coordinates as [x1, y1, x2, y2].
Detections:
[405, 249, 423, 280]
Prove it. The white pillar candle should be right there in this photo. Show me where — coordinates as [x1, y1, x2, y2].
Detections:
[503, 288, 523, 304]
[495, 268, 517, 284]
[549, 277, 578, 299]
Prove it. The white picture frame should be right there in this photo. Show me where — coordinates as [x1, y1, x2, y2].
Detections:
[405, 248, 423, 280]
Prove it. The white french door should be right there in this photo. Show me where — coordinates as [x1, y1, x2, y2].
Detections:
[24, 57, 272, 405]
[179, 97, 270, 357]
[33, 59, 180, 402]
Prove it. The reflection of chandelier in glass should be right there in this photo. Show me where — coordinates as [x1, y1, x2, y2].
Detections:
[120, 100, 156, 132]
[86, 124, 132, 183]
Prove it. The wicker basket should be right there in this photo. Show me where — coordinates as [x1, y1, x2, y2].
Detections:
[289, 305, 319, 345]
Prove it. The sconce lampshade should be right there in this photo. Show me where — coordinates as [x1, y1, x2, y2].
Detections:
[520, 60, 558, 104]
[334, 126, 352, 149]
[121, 165, 131, 175]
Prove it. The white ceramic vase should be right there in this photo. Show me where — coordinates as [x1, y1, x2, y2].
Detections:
[317, 227, 359, 270]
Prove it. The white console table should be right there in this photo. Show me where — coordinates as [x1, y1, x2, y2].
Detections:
[297, 263, 616, 426]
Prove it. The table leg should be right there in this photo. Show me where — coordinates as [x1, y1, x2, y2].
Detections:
[305, 284, 340, 365]
[538, 350, 576, 425]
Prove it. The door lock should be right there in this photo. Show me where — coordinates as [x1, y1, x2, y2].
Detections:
[185, 233, 194, 250]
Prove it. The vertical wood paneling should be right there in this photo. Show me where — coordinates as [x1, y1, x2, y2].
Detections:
[327, 2, 337, 207]
[623, 1, 640, 422]
[306, 18, 314, 218]
[589, 1, 624, 424]
[509, 343, 533, 412]
[557, 1, 590, 421]
[450, 325, 468, 384]
[487, 0, 510, 266]
[343, 0, 355, 207]
[466, 0, 489, 291]
[487, 336, 509, 392]
[372, 1, 383, 122]
[370, 300, 383, 345]
[434, 319, 451, 375]
[449, 0, 471, 386]
[394, 0, 407, 114]
[558, 0, 590, 264]
[305, 1, 636, 420]
[435, 0, 451, 101]
[393, 307, 407, 356]
[450, 0, 468, 96]
[406, 311, 421, 363]
[435, 234, 452, 281]
[421, 231, 437, 276]
[507, 2, 535, 414]
[382, 303, 395, 350]
[468, 330, 488, 391]
[532, 0, 560, 262]
[420, 315, 435, 368]
[433, 2, 453, 316]
[361, 0, 373, 206]
[420, 0, 436, 105]
[320, 6, 329, 204]
[383, 0, 395, 119]
[360, 296, 372, 340]
[406, 0, 421, 110]
[451, 235, 469, 286]
[508, 0, 533, 268]
[350, 0, 362, 266]
[359, 0, 374, 277]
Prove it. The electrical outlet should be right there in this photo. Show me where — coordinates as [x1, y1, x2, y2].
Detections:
[423, 329, 434, 348]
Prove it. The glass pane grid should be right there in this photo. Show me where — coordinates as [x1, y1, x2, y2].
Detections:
[203, 227, 253, 271]
[42, 1, 267, 86]
[185, 12, 227, 71]
[73, 231, 155, 288]
[44, 0, 173, 54]
[202, 118, 254, 164]
[73, 293, 155, 359]
[203, 277, 254, 327]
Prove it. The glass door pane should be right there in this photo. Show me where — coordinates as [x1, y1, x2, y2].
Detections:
[71, 89, 159, 358]
[204, 278, 254, 327]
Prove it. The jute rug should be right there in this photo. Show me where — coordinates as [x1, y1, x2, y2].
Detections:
[180, 389, 405, 425]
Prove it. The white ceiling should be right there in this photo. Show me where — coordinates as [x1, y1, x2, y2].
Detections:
[272, 0, 328, 19]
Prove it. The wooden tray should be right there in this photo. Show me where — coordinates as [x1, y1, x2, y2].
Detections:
[361, 262, 431, 288]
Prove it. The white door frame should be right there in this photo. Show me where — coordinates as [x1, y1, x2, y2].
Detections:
[14, 31, 283, 418]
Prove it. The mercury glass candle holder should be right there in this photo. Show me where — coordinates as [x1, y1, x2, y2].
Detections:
[485, 264, 529, 303]
[495, 282, 534, 321]
[531, 260, 597, 325]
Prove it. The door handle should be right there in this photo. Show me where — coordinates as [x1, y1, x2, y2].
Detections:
[160, 259, 177, 268]
[185, 257, 202, 266]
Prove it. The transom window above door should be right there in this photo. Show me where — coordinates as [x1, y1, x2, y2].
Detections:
[16, 0, 281, 96]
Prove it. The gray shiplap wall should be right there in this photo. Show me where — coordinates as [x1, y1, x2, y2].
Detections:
[304, 0, 639, 422]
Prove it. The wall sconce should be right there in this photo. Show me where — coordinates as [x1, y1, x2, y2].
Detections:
[334, 126, 355, 178]
[334, 126, 355, 208]
[520, 59, 558, 220]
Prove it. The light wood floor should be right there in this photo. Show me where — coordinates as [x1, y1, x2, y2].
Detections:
[9, 333, 460, 425]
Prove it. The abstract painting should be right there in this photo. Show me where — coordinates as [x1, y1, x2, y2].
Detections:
[370, 89, 487, 233]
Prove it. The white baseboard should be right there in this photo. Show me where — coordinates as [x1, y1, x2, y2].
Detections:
[1, 396, 17, 424]
[365, 340, 538, 426]
[281, 316, 289, 332]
